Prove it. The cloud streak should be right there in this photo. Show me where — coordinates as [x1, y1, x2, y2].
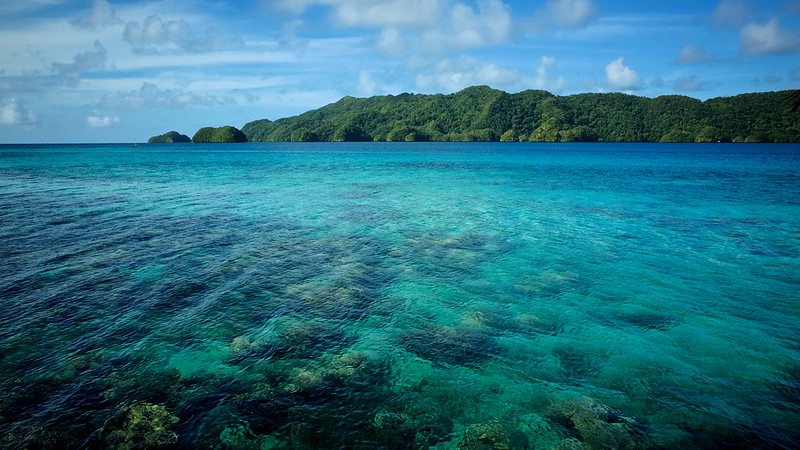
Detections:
[674, 76, 709, 92]
[98, 82, 235, 111]
[541, 0, 597, 29]
[740, 19, 800, 55]
[677, 43, 719, 64]
[713, 0, 755, 29]
[123, 15, 244, 52]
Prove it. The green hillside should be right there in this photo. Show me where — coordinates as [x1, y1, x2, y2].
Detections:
[192, 126, 248, 143]
[242, 87, 800, 143]
[148, 130, 191, 143]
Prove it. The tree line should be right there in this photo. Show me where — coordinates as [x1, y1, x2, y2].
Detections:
[241, 86, 800, 143]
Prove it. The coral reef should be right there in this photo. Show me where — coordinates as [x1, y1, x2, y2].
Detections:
[103, 403, 179, 449]
[548, 397, 650, 450]
[400, 325, 503, 367]
[458, 422, 528, 450]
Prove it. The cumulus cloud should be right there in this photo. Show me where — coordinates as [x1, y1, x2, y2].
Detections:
[71, 0, 119, 30]
[124, 16, 189, 46]
[540, 0, 597, 29]
[280, 0, 512, 55]
[51, 40, 107, 87]
[124, 16, 244, 52]
[402, 0, 511, 53]
[713, 0, 755, 29]
[0, 98, 37, 125]
[86, 114, 120, 127]
[605, 57, 641, 90]
[377, 0, 512, 55]
[740, 19, 800, 55]
[98, 82, 234, 111]
[677, 43, 718, 64]
[416, 56, 521, 92]
[532, 56, 566, 91]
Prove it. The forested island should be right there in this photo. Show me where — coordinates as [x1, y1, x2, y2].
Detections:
[242, 87, 800, 143]
[147, 131, 191, 143]
[148, 126, 247, 144]
[192, 126, 248, 143]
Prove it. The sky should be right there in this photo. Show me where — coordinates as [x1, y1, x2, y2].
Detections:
[1, 0, 799, 143]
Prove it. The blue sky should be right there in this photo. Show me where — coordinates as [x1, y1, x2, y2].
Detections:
[1, 0, 799, 143]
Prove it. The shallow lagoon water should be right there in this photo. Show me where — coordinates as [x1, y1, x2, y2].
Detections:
[0, 142, 799, 448]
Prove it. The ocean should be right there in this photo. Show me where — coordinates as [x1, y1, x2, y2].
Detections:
[0, 142, 798, 449]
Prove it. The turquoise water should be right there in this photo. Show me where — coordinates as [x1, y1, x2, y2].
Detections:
[0, 142, 798, 449]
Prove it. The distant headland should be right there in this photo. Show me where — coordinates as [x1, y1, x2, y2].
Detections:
[151, 87, 800, 144]
[147, 131, 191, 143]
[148, 126, 247, 144]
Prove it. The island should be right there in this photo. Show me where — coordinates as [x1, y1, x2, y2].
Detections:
[147, 130, 191, 143]
[192, 126, 248, 143]
[240, 87, 800, 143]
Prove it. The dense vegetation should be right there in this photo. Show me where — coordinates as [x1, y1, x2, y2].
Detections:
[242, 87, 800, 143]
[192, 126, 248, 143]
[147, 130, 192, 143]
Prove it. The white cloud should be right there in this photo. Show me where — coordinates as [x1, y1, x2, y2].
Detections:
[71, 0, 119, 30]
[605, 57, 641, 90]
[356, 70, 378, 96]
[98, 82, 235, 111]
[86, 114, 120, 127]
[713, 0, 754, 29]
[532, 56, 566, 91]
[541, 0, 597, 29]
[124, 16, 189, 47]
[740, 19, 800, 55]
[123, 15, 244, 52]
[281, 0, 511, 55]
[416, 56, 521, 92]
[442, 0, 511, 48]
[389, 0, 512, 55]
[0, 98, 37, 125]
[677, 43, 718, 64]
[376, 28, 404, 56]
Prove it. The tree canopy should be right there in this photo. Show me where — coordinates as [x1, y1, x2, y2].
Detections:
[242, 87, 800, 143]
[192, 126, 248, 143]
[147, 130, 191, 143]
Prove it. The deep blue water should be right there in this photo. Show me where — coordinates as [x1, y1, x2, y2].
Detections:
[0, 142, 799, 449]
